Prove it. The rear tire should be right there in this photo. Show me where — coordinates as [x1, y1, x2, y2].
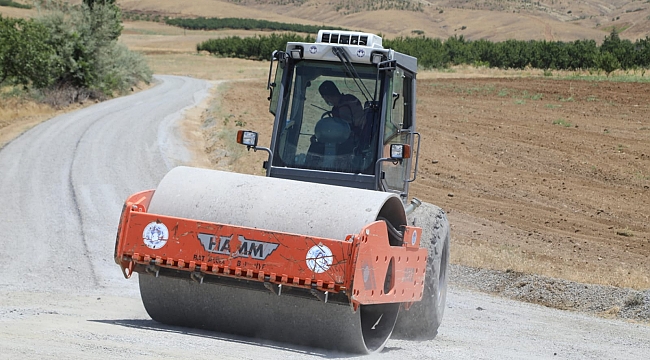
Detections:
[391, 202, 450, 339]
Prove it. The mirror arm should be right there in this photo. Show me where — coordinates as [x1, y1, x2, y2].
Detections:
[406, 132, 421, 183]
[246, 145, 273, 168]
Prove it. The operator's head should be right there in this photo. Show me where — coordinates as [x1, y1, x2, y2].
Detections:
[319, 80, 341, 106]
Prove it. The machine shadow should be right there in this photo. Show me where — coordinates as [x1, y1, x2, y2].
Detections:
[90, 319, 371, 358]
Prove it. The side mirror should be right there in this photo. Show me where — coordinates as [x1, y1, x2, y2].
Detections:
[390, 144, 411, 160]
[237, 130, 259, 147]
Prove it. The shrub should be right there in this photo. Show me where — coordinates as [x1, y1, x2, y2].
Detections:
[38, 2, 151, 96]
[0, 15, 55, 88]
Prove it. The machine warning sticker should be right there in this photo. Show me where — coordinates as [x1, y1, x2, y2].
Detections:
[309, 45, 318, 54]
[143, 222, 169, 250]
[356, 49, 366, 57]
[306, 244, 333, 273]
[411, 230, 417, 246]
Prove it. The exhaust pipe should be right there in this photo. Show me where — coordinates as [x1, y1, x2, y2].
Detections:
[404, 197, 422, 215]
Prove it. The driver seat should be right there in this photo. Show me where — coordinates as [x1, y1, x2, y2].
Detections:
[306, 117, 353, 170]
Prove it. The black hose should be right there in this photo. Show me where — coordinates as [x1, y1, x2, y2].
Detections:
[377, 216, 404, 246]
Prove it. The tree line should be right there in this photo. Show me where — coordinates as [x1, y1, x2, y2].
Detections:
[166, 17, 347, 34]
[198, 31, 650, 74]
[198, 33, 315, 60]
[384, 31, 650, 74]
[0, 0, 151, 105]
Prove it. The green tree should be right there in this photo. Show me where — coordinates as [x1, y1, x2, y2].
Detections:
[598, 51, 620, 76]
[444, 35, 472, 65]
[0, 15, 55, 88]
[492, 39, 532, 69]
[634, 37, 650, 68]
[384, 36, 447, 68]
[83, 0, 122, 41]
[601, 29, 635, 69]
[567, 39, 598, 70]
[529, 40, 570, 70]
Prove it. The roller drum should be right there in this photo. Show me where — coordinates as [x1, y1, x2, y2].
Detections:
[138, 166, 407, 353]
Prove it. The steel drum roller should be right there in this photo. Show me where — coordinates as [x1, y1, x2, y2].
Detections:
[138, 166, 407, 353]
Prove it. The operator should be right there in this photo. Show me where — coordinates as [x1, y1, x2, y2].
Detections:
[318, 80, 365, 131]
[307, 81, 374, 171]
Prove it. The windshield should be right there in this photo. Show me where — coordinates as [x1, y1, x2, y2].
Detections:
[272, 60, 380, 174]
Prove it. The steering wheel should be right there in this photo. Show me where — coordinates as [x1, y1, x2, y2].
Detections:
[321, 110, 334, 119]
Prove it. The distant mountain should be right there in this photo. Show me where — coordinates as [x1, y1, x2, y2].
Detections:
[5, 0, 647, 41]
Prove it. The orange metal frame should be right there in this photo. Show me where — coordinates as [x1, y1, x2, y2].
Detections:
[114, 190, 428, 308]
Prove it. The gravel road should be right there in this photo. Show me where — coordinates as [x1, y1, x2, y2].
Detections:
[0, 75, 648, 359]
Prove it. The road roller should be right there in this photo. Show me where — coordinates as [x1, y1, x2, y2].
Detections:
[114, 30, 451, 354]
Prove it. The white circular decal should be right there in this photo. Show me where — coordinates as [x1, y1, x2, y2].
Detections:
[356, 49, 366, 57]
[306, 244, 333, 273]
[411, 230, 417, 246]
[143, 222, 169, 250]
[309, 45, 318, 54]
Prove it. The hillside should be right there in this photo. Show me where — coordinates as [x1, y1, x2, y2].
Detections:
[115, 0, 650, 41]
[3, 1, 648, 41]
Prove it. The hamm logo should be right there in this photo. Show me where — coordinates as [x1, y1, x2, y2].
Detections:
[197, 233, 279, 260]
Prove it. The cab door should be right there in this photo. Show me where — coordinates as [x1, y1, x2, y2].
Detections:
[380, 67, 415, 199]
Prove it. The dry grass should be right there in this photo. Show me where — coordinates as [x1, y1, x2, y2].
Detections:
[119, 21, 271, 80]
[0, 5, 34, 19]
[144, 54, 269, 81]
[199, 80, 273, 176]
[0, 93, 58, 149]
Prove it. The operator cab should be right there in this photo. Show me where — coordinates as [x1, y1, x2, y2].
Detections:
[237, 30, 420, 200]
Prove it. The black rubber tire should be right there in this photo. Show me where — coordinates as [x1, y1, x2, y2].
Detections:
[391, 202, 450, 339]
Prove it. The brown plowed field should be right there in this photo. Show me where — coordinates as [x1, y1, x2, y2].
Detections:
[413, 78, 650, 289]
[211, 77, 650, 289]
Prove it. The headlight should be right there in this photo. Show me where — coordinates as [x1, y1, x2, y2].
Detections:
[236, 130, 258, 147]
[390, 144, 411, 160]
